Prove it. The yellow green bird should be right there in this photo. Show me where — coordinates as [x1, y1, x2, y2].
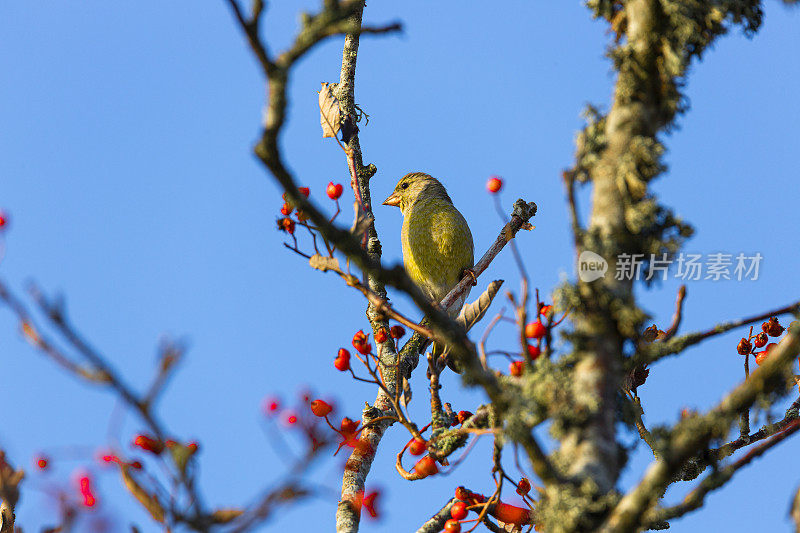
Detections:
[383, 172, 474, 317]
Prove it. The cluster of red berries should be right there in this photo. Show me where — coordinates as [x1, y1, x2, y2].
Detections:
[736, 316, 788, 366]
[334, 326, 406, 372]
[276, 183, 345, 235]
[509, 305, 554, 376]
[444, 486, 532, 531]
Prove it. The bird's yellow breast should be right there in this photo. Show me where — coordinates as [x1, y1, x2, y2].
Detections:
[401, 196, 474, 305]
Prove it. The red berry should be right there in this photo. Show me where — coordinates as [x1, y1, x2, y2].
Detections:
[310, 399, 333, 417]
[352, 330, 372, 355]
[0, 210, 8, 230]
[754, 351, 768, 366]
[280, 217, 295, 235]
[516, 477, 531, 495]
[525, 320, 546, 339]
[736, 338, 751, 355]
[457, 410, 473, 424]
[390, 325, 406, 339]
[450, 501, 468, 520]
[764, 317, 785, 337]
[285, 413, 298, 425]
[408, 438, 426, 456]
[36, 456, 49, 470]
[133, 434, 164, 455]
[374, 328, 389, 344]
[490, 502, 531, 526]
[78, 475, 96, 507]
[509, 361, 524, 376]
[280, 202, 293, 216]
[539, 304, 553, 318]
[486, 176, 503, 194]
[326, 182, 343, 200]
[444, 519, 462, 533]
[753, 332, 768, 348]
[527, 344, 541, 359]
[334, 355, 350, 371]
[298, 187, 310, 197]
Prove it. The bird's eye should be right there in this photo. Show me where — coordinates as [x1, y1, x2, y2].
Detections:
[401, 182, 409, 189]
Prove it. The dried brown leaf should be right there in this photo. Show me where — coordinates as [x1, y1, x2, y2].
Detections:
[457, 280, 504, 332]
[120, 466, 166, 523]
[211, 508, 245, 524]
[350, 201, 373, 241]
[318, 82, 341, 138]
[309, 254, 341, 273]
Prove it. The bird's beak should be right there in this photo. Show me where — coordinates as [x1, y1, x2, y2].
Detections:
[382, 191, 401, 207]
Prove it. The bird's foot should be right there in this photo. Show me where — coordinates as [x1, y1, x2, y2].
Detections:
[462, 268, 478, 286]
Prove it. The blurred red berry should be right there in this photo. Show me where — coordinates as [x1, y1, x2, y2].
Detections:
[516, 477, 531, 495]
[285, 413, 298, 425]
[0, 210, 8, 230]
[101, 455, 120, 464]
[527, 344, 541, 359]
[310, 399, 333, 417]
[281, 217, 295, 235]
[444, 519, 461, 533]
[539, 304, 553, 318]
[280, 202, 293, 216]
[35, 455, 49, 470]
[187, 441, 199, 453]
[133, 434, 164, 455]
[525, 320, 546, 339]
[408, 438, 426, 456]
[509, 360, 524, 376]
[450, 501, 468, 520]
[298, 187, 310, 198]
[362, 491, 379, 519]
[78, 475, 96, 507]
[457, 411, 473, 424]
[263, 397, 281, 415]
[390, 325, 406, 339]
[486, 176, 503, 194]
[327, 182, 343, 200]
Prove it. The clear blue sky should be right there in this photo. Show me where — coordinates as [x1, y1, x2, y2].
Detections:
[1, 1, 798, 531]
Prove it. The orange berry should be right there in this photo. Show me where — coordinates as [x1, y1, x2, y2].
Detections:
[450, 501, 468, 520]
[326, 182, 343, 200]
[490, 502, 531, 526]
[509, 360, 524, 376]
[413, 455, 439, 478]
[486, 176, 503, 194]
[374, 328, 389, 344]
[408, 438, 426, 456]
[525, 320, 546, 339]
[754, 351, 768, 366]
[310, 399, 333, 417]
[280, 217, 295, 235]
[280, 202, 293, 216]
